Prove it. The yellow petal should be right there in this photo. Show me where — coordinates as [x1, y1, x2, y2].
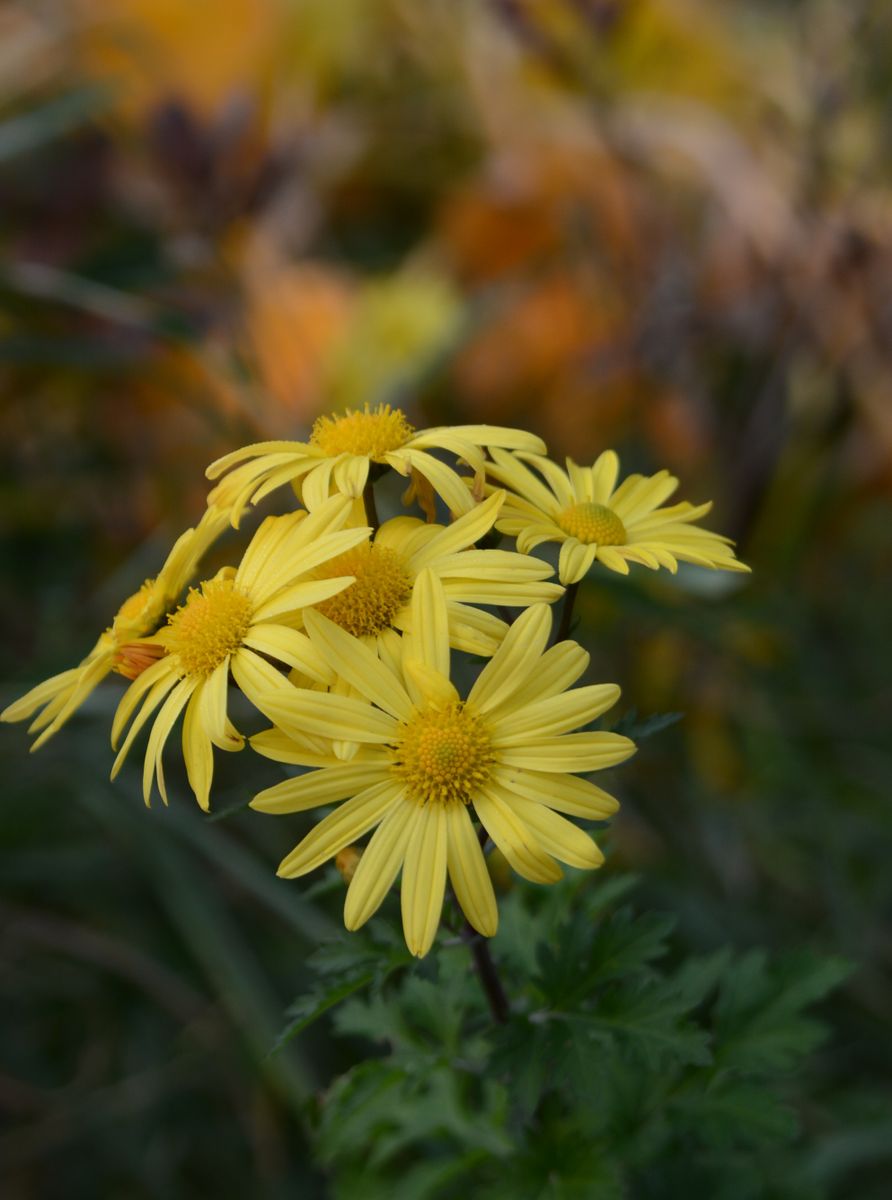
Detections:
[408, 567, 450, 678]
[345, 800, 421, 930]
[303, 609, 413, 721]
[484, 640, 590, 720]
[251, 760, 390, 814]
[495, 791, 603, 869]
[183, 688, 214, 812]
[446, 804, 498, 937]
[409, 491, 504, 568]
[467, 604, 551, 714]
[496, 732, 636, 773]
[143, 677, 195, 806]
[259, 688, 398, 744]
[491, 684, 620, 744]
[400, 804, 448, 957]
[591, 450, 620, 504]
[243, 624, 334, 686]
[473, 786, 562, 884]
[492, 768, 619, 820]
[277, 779, 402, 877]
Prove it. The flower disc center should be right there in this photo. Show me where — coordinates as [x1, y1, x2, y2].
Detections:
[558, 501, 627, 546]
[314, 543, 412, 638]
[393, 702, 493, 807]
[165, 579, 253, 677]
[309, 404, 415, 459]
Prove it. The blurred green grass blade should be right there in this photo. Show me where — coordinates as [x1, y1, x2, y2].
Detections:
[77, 783, 314, 1110]
[163, 802, 338, 943]
[0, 86, 111, 163]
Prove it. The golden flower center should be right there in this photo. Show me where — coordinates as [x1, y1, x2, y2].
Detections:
[164, 578, 253, 677]
[111, 579, 164, 640]
[309, 404, 415, 459]
[392, 702, 493, 807]
[557, 501, 627, 546]
[314, 543, 412, 638]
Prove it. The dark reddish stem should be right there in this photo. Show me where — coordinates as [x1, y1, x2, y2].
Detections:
[554, 580, 579, 644]
[363, 478, 379, 532]
[462, 922, 510, 1024]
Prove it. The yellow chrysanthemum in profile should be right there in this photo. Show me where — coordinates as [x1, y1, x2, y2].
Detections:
[205, 403, 546, 526]
[251, 571, 634, 958]
[485, 449, 751, 584]
[110, 495, 369, 811]
[298, 491, 563, 659]
[1, 508, 228, 749]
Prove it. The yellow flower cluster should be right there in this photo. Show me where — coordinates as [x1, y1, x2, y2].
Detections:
[3, 405, 749, 956]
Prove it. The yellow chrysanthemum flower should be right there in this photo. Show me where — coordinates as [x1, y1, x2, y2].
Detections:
[110, 495, 370, 811]
[1, 508, 229, 749]
[293, 491, 563, 659]
[250, 571, 634, 958]
[205, 403, 546, 527]
[485, 449, 751, 585]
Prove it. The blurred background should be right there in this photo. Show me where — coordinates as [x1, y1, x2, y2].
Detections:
[1, 1, 891, 1196]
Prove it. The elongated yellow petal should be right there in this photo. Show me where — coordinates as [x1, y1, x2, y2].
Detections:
[484, 640, 589, 720]
[408, 568, 450, 679]
[250, 727, 352, 766]
[566, 458, 594, 502]
[277, 779, 402, 877]
[2, 666, 81, 723]
[111, 667, 179, 776]
[558, 539, 597, 585]
[446, 804, 498, 937]
[401, 804, 448, 957]
[206, 439, 309, 479]
[143, 677, 195, 806]
[402, 660, 459, 708]
[409, 491, 504, 569]
[251, 760, 390, 814]
[467, 603, 551, 714]
[486, 447, 563, 514]
[111, 655, 173, 748]
[243, 624, 334, 686]
[333, 453, 370, 497]
[303, 609, 413, 721]
[252, 577, 356, 622]
[491, 768, 619, 820]
[496, 731, 636, 773]
[591, 450, 620, 504]
[414, 424, 546, 454]
[496, 791, 604, 869]
[491, 684, 620, 744]
[198, 659, 241, 750]
[183, 688, 214, 811]
[230, 648, 296, 722]
[398, 448, 473, 515]
[260, 688, 398, 744]
[30, 651, 114, 749]
[431, 548, 555, 582]
[595, 547, 631, 575]
[474, 786, 562, 884]
[345, 800, 421, 930]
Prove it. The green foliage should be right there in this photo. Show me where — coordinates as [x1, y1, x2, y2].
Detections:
[276, 877, 849, 1198]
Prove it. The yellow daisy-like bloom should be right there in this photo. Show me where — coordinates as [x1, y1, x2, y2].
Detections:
[251, 571, 634, 958]
[301, 490, 563, 659]
[485, 448, 751, 585]
[205, 403, 546, 527]
[110, 495, 370, 811]
[1, 507, 229, 749]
